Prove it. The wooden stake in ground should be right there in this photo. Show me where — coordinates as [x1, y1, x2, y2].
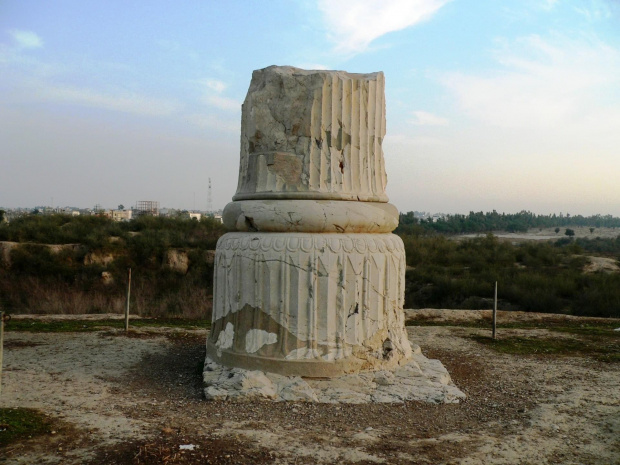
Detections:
[0, 311, 8, 395]
[493, 281, 498, 340]
[125, 268, 131, 332]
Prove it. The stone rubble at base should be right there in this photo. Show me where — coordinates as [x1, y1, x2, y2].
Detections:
[203, 344, 466, 404]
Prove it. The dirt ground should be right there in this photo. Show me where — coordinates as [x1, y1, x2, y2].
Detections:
[1, 311, 619, 465]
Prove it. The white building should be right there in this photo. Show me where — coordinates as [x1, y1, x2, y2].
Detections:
[111, 209, 132, 222]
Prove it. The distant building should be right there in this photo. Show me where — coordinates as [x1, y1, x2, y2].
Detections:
[111, 209, 132, 222]
[189, 212, 201, 221]
[134, 200, 159, 217]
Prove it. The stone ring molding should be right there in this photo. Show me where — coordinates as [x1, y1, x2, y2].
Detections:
[223, 199, 399, 233]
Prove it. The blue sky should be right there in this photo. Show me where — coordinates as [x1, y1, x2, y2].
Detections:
[1, 0, 619, 215]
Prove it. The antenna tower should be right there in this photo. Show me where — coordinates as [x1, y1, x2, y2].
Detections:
[207, 178, 213, 213]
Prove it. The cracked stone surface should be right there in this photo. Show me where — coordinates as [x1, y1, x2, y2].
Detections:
[223, 199, 399, 233]
[203, 344, 466, 404]
[233, 66, 388, 203]
[207, 233, 412, 377]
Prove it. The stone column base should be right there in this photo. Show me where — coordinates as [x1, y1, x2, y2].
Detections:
[207, 232, 412, 377]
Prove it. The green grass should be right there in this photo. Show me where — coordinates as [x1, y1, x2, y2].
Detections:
[406, 317, 620, 332]
[0, 408, 55, 448]
[406, 314, 620, 362]
[470, 333, 620, 363]
[5, 318, 210, 332]
[550, 324, 620, 336]
[407, 315, 620, 362]
[406, 318, 487, 328]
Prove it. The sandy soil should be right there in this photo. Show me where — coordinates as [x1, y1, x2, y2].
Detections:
[1, 312, 619, 464]
[584, 256, 620, 273]
[457, 226, 620, 242]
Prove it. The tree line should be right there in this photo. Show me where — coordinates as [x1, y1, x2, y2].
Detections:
[397, 210, 620, 235]
[401, 234, 620, 318]
[0, 215, 225, 318]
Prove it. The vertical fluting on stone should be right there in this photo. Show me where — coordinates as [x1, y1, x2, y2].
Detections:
[234, 67, 387, 202]
[210, 66, 411, 378]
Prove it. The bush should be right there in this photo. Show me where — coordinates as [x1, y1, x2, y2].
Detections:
[3, 213, 619, 319]
[401, 233, 620, 317]
[0, 215, 224, 318]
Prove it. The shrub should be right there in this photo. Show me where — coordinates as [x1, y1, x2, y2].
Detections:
[401, 232, 620, 317]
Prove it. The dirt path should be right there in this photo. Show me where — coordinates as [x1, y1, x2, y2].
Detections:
[457, 226, 620, 242]
[1, 314, 618, 464]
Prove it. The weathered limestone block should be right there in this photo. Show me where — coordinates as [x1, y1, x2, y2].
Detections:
[207, 66, 413, 381]
[234, 66, 388, 202]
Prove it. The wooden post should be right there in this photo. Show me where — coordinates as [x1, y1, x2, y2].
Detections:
[492, 281, 498, 340]
[125, 268, 131, 332]
[0, 312, 5, 395]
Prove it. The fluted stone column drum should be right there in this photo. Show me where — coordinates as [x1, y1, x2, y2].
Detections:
[207, 66, 412, 377]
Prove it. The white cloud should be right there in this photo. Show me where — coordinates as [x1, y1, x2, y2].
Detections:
[203, 79, 227, 93]
[157, 39, 200, 62]
[8, 29, 43, 49]
[294, 63, 330, 70]
[317, 0, 449, 55]
[38, 85, 182, 116]
[203, 94, 240, 111]
[441, 34, 620, 130]
[185, 113, 238, 133]
[574, 1, 612, 22]
[409, 110, 449, 126]
[541, 0, 559, 11]
[194, 78, 240, 111]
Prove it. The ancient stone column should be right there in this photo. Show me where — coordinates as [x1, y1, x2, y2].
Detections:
[207, 66, 412, 378]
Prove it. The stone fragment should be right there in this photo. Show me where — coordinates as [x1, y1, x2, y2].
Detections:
[372, 370, 395, 386]
[274, 377, 319, 402]
[203, 358, 277, 401]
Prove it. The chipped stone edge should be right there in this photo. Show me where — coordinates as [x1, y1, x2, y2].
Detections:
[203, 344, 466, 404]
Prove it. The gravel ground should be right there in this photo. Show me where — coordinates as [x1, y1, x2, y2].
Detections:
[1, 312, 618, 464]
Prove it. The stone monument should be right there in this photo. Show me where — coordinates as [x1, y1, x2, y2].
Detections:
[204, 66, 465, 403]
